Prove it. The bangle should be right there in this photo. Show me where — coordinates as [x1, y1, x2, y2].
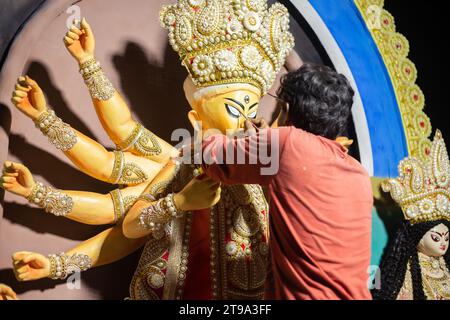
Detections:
[116, 123, 162, 157]
[27, 182, 74, 217]
[138, 193, 184, 238]
[34, 110, 77, 151]
[165, 193, 183, 219]
[109, 151, 148, 185]
[48, 253, 92, 280]
[79, 57, 115, 101]
[110, 189, 125, 223]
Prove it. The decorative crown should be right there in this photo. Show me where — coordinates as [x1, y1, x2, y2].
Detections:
[159, 0, 294, 94]
[382, 130, 450, 224]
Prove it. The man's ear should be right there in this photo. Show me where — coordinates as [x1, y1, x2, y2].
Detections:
[188, 110, 201, 131]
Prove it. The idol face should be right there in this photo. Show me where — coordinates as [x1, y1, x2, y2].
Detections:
[186, 84, 261, 135]
[417, 223, 449, 257]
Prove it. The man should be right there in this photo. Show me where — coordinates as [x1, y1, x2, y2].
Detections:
[201, 63, 373, 300]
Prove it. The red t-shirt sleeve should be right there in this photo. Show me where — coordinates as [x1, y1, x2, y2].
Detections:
[202, 127, 292, 185]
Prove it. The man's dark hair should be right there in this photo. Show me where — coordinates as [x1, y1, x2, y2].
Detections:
[277, 63, 355, 140]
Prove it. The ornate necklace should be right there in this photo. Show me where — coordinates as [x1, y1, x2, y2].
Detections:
[418, 252, 450, 300]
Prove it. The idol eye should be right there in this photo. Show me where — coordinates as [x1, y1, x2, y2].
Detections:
[431, 234, 440, 242]
[248, 111, 257, 119]
[225, 104, 241, 118]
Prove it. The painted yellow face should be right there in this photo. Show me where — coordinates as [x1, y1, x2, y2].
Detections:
[187, 85, 261, 135]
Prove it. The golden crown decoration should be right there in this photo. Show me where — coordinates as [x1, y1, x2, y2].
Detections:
[159, 0, 295, 94]
[382, 130, 450, 224]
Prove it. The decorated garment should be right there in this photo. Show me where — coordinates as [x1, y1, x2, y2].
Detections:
[129, 163, 269, 300]
[398, 253, 450, 300]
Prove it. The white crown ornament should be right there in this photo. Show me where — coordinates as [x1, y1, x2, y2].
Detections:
[160, 0, 295, 95]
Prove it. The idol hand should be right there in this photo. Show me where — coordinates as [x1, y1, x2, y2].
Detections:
[12, 251, 50, 282]
[173, 175, 221, 211]
[11, 76, 47, 121]
[1, 162, 35, 198]
[64, 17, 95, 63]
[0, 284, 18, 300]
[335, 137, 354, 150]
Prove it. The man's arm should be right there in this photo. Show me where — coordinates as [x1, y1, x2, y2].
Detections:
[284, 50, 304, 72]
[201, 127, 291, 186]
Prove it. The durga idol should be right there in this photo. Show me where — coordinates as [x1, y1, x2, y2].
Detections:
[374, 130, 450, 300]
[2, 0, 294, 300]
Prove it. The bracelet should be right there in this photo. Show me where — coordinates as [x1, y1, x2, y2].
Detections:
[137, 193, 157, 203]
[79, 57, 115, 101]
[138, 193, 184, 238]
[110, 189, 125, 223]
[110, 189, 138, 223]
[48, 253, 92, 280]
[116, 123, 162, 157]
[27, 182, 74, 217]
[109, 151, 148, 185]
[34, 110, 77, 151]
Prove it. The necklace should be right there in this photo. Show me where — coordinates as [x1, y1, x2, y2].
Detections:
[418, 252, 450, 300]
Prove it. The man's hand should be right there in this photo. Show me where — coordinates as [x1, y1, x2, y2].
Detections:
[244, 118, 269, 136]
[1, 161, 36, 198]
[284, 50, 304, 72]
[64, 18, 95, 64]
[0, 284, 18, 300]
[11, 76, 47, 121]
[173, 175, 221, 211]
[12, 251, 50, 282]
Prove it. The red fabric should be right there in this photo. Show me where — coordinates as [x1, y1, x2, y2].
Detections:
[202, 127, 373, 300]
[183, 209, 212, 300]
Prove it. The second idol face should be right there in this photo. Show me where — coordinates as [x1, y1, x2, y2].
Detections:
[418, 223, 449, 257]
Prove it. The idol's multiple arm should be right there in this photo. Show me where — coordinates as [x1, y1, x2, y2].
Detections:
[2, 18, 180, 283]
[1, 18, 221, 284]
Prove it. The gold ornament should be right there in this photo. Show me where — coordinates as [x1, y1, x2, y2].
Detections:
[79, 57, 115, 101]
[418, 252, 450, 300]
[383, 130, 450, 224]
[34, 110, 77, 151]
[27, 182, 74, 217]
[109, 151, 149, 185]
[48, 253, 92, 280]
[116, 123, 162, 157]
[138, 193, 184, 239]
[159, 0, 294, 94]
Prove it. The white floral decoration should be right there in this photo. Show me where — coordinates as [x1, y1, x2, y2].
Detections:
[240, 46, 262, 70]
[227, 19, 243, 34]
[406, 205, 419, 219]
[418, 199, 435, 215]
[243, 12, 261, 32]
[214, 50, 238, 72]
[192, 54, 214, 76]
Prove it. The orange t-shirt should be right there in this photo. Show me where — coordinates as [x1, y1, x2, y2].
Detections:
[203, 126, 373, 300]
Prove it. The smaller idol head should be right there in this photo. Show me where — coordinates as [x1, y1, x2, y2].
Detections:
[417, 223, 449, 257]
[183, 77, 260, 135]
